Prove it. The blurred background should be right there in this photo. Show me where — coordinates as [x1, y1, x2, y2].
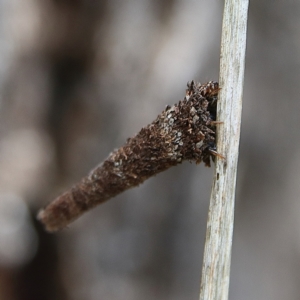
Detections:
[0, 0, 300, 299]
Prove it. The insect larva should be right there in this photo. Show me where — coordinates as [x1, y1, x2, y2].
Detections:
[38, 80, 222, 232]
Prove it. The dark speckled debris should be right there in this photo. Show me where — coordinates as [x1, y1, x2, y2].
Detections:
[38, 81, 221, 232]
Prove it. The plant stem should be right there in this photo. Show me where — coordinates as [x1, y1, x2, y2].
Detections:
[199, 1, 249, 300]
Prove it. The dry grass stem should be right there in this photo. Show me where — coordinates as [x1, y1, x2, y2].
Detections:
[199, 1, 249, 300]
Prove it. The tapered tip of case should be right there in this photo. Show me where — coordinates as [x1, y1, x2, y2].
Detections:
[37, 209, 55, 232]
[37, 192, 76, 232]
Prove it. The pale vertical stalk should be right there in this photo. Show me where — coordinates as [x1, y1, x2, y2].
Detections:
[199, 1, 249, 300]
